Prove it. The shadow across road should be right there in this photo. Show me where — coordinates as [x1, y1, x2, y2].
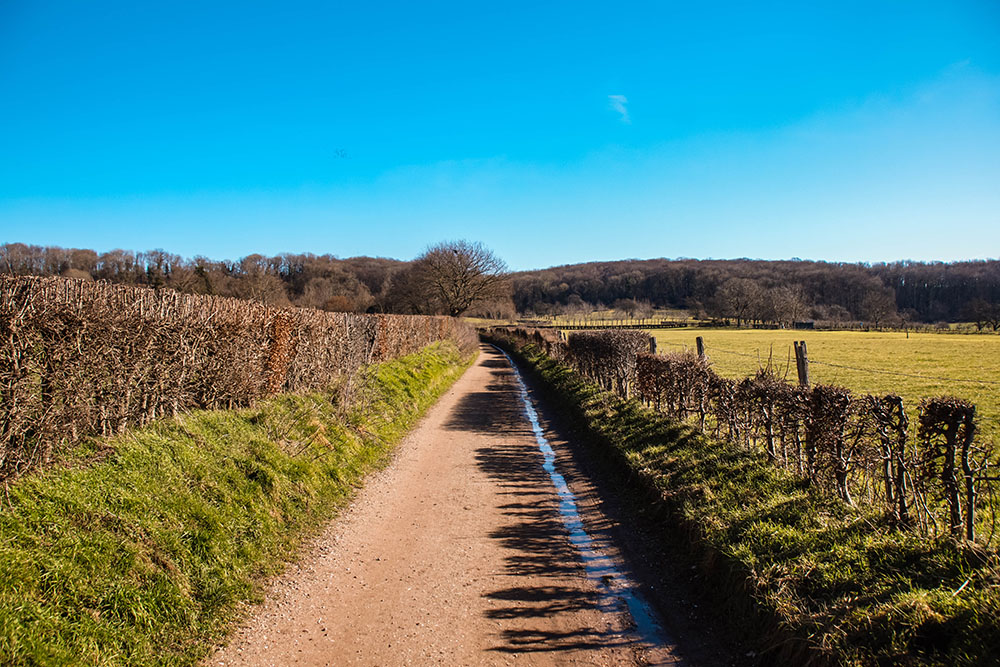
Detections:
[443, 345, 639, 657]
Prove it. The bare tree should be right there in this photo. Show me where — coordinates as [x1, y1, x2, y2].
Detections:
[467, 297, 517, 320]
[382, 263, 442, 314]
[765, 285, 808, 327]
[713, 278, 763, 326]
[861, 288, 897, 330]
[412, 240, 509, 317]
[612, 298, 639, 318]
[235, 254, 289, 305]
[962, 298, 1000, 332]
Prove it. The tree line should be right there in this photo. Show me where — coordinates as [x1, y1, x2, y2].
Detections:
[4, 242, 999, 326]
[0, 241, 514, 318]
[512, 258, 1000, 327]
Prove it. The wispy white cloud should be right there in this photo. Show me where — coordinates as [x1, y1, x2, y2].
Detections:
[608, 94, 630, 123]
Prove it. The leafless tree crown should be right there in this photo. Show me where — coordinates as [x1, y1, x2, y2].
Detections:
[413, 241, 509, 317]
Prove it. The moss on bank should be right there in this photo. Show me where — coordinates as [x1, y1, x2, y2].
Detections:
[489, 337, 999, 666]
[0, 341, 473, 666]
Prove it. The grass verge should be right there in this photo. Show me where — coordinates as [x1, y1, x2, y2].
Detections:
[488, 336, 1000, 666]
[0, 341, 474, 666]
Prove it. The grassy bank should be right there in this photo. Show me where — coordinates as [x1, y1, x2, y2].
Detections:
[488, 336, 1000, 666]
[0, 341, 474, 666]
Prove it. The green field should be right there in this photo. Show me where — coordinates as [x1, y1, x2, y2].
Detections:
[649, 328, 1000, 447]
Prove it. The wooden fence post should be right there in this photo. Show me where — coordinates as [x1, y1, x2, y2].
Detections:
[648, 335, 657, 354]
[695, 336, 705, 359]
[794, 340, 810, 386]
[961, 408, 977, 541]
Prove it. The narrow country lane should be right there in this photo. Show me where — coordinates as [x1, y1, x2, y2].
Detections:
[211, 344, 686, 666]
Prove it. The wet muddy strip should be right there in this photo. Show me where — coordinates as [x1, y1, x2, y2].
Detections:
[494, 345, 673, 653]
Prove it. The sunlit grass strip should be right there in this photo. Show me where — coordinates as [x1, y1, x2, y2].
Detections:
[495, 338, 1000, 666]
[0, 341, 474, 667]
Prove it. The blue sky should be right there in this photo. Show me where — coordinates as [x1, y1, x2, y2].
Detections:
[1, 1, 998, 270]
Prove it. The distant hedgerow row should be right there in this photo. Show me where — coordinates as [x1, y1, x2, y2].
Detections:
[492, 326, 999, 545]
[0, 276, 476, 480]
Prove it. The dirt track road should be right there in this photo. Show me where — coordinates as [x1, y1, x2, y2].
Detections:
[211, 345, 691, 666]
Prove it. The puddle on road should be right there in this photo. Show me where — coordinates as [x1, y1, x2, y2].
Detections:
[493, 346, 674, 653]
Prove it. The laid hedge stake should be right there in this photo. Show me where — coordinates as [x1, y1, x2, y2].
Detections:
[794, 340, 810, 387]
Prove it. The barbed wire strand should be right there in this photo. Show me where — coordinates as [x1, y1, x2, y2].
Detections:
[809, 358, 1000, 387]
[657, 340, 1000, 387]
[651, 340, 1000, 435]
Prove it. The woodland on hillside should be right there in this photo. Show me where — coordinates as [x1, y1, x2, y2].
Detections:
[0, 242, 514, 318]
[513, 258, 1000, 328]
[3, 243, 999, 327]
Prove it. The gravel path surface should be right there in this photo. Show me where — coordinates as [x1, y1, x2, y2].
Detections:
[210, 344, 688, 666]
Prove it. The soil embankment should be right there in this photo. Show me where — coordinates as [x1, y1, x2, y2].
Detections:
[212, 344, 730, 666]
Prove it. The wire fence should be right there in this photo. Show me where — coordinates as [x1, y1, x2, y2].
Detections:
[660, 337, 1000, 438]
[659, 339, 1000, 390]
[491, 326, 1000, 547]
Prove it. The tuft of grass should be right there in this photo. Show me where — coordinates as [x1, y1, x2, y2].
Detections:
[494, 338, 1000, 666]
[0, 341, 474, 667]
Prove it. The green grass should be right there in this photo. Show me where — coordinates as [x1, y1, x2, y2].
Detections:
[492, 336, 1000, 666]
[0, 341, 474, 667]
[650, 328, 1000, 446]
